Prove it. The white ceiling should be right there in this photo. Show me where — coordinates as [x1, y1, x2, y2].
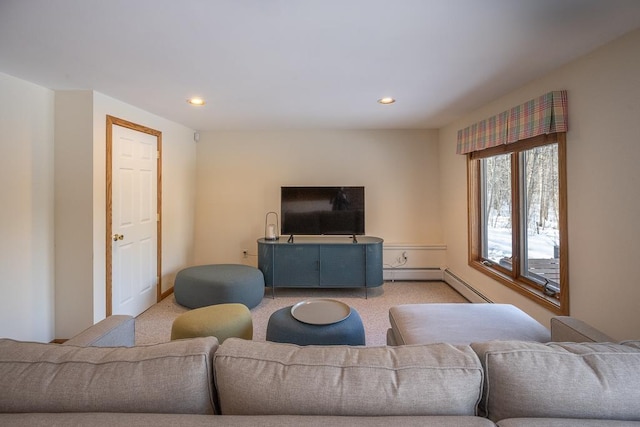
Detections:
[1, 0, 640, 131]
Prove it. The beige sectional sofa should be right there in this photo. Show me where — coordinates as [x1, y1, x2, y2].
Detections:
[1, 313, 639, 426]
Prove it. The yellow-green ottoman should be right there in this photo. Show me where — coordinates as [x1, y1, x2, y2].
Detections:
[171, 303, 252, 344]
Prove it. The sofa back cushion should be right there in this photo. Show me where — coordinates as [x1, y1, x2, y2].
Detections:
[0, 337, 218, 414]
[213, 338, 483, 416]
[471, 340, 640, 422]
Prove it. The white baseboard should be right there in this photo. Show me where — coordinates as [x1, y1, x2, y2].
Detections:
[384, 268, 443, 281]
[443, 269, 492, 303]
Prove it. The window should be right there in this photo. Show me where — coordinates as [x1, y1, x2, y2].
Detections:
[468, 133, 568, 314]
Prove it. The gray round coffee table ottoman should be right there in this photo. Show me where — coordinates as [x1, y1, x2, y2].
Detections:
[174, 264, 265, 309]
[266, 304, 365, 346]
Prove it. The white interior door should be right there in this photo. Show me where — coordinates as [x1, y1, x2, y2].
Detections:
[111, 124, 158, 317]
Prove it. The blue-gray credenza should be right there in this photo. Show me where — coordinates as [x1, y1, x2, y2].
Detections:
[257, 236, 383, 296]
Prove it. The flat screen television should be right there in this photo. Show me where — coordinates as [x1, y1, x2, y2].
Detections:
[281, 186, 365, 236]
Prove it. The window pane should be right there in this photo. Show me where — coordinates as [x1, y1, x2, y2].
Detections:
[482, 154, 512, 267]
[521, 144, 560, 290]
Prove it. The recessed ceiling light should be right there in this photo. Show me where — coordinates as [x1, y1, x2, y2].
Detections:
[377, 97, 395, 105]
[187, 97, 206, 106]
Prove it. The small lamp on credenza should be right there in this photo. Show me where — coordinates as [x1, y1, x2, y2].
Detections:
[264, 211, 279, 241]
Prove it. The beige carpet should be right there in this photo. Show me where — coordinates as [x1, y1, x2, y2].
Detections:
[135, 281, 468, 347]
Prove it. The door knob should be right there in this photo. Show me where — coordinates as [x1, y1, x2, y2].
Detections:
[113, 234, 124, 241]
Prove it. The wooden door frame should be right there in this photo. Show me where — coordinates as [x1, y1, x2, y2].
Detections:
[106, 115, 162, 316]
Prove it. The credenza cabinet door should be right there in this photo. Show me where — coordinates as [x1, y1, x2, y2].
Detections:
[274, 245, 319, 287]
[319, 245, 365, 286]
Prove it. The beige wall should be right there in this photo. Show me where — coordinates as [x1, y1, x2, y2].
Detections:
[193, 130, 441, 265]
[439, 29, 640, 339]
[0, 72, 55, 341]
[54, 91, 95, 338]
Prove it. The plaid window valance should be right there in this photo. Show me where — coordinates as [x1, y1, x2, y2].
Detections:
[456, 90, 568, 154]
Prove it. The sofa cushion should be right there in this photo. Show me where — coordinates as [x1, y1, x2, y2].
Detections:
[472, 341, 640, 423]
[621, 340, 640, 349]
[214, 338, 484, 416]
[0, 337, 218, 414]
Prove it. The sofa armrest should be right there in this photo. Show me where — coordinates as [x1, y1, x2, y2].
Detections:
[63, 315, 135, 347]
[550, 316, 615, 343]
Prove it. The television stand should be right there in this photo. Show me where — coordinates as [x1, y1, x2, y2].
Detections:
[287, 234, 294, 243]
[257, 236, 383, 298]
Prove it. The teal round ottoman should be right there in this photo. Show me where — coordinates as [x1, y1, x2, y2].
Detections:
[174, 264, 265, 309]
[266, 305, 365, 346]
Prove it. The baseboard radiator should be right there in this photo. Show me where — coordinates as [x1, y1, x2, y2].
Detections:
[443, 269, 493, 303]
[384, 267, 443, 282]
[382, 243, 446, 282]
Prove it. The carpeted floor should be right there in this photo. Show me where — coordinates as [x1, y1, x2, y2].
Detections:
[135, 281, 468, 347]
